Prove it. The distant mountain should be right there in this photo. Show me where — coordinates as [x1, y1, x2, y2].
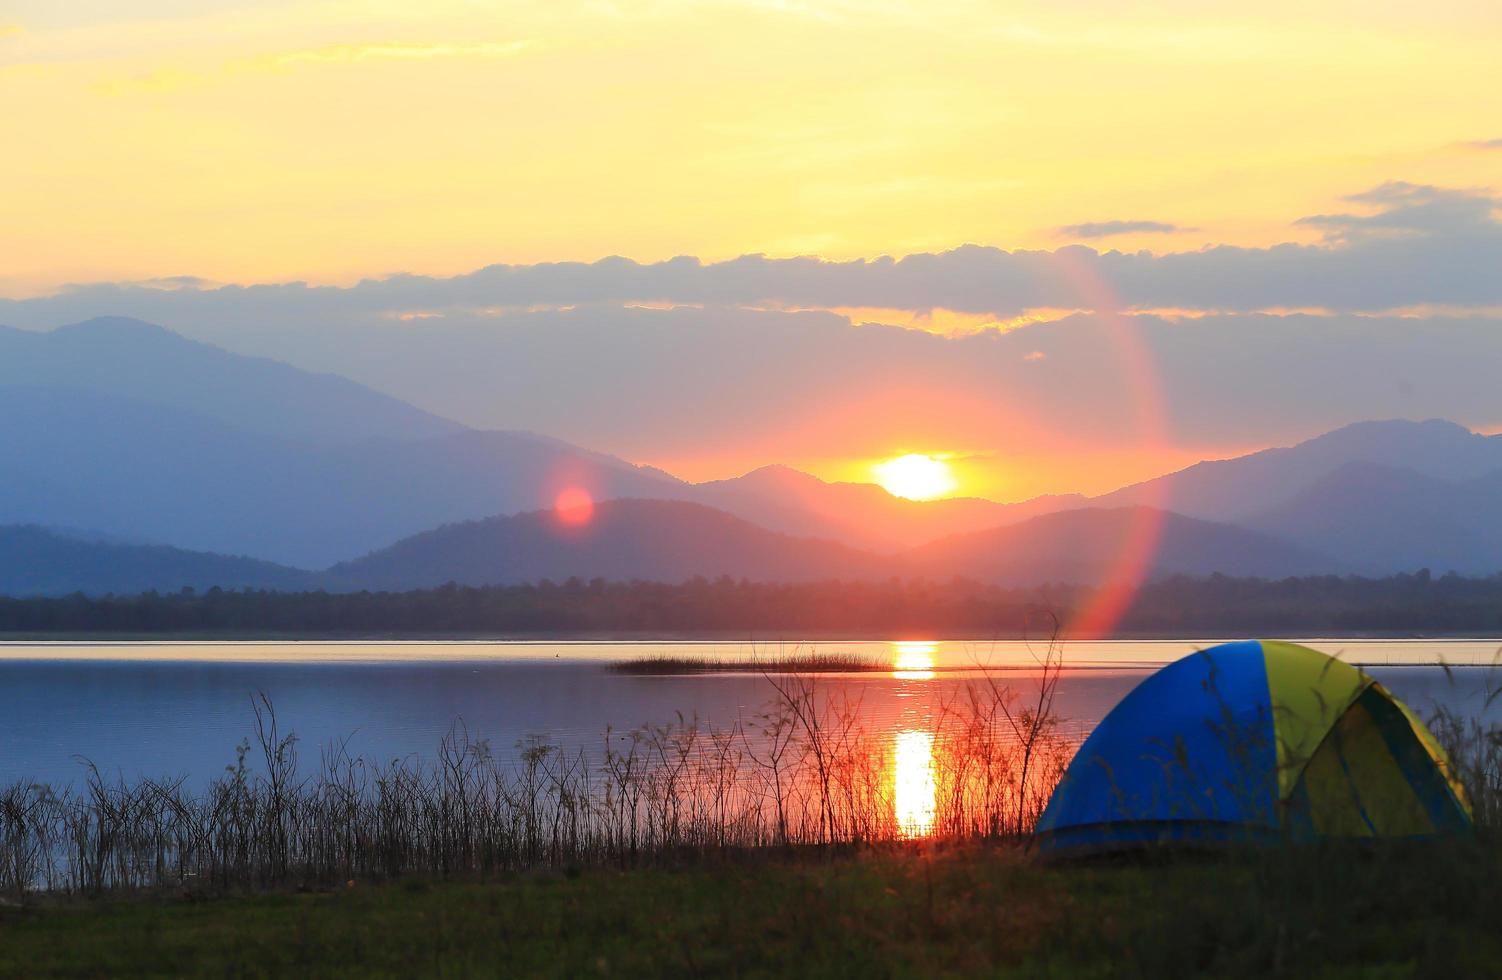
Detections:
[1096, 419, 1502, 524]
[326, 499, 882, 591]
[689, 465, 1085, 551]
[0, 384, 684, 568]
[686, 420, 1502, 557]
[0, 498, 1334, 596]
[326, 499, 1330, 593]
[7, 317, 1501, 582]
[0, 318, 464, 443]
[905, 506, 1328, 585]
[0, 525, 310, 597]
[0, 317, 1094, 565]
[30, 525, 154, 547]
[1245, 461, 1502, 575]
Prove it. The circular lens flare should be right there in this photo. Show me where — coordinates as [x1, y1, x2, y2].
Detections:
[553, 486, 595, 527]
[872, 454, 957, 501]
[1045, 249, 1169, 639]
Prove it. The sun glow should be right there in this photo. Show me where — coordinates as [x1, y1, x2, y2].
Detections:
[892, 640, 938, 680]
[872, 454, 958, 501]
[893, 730, 937, 838]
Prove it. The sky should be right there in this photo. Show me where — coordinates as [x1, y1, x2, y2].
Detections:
[2, 0, 1500, 498]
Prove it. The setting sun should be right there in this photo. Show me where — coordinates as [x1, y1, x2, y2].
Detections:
[872, 454, 958, 501]
[892, 640, 938, 680]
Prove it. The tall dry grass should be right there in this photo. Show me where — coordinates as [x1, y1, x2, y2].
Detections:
[12, 641, 1494, 901]
[0, 644, 1073, 898]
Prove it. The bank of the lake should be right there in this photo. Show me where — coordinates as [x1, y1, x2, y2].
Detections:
[2, 839, 1498, 978]
[6, 572, 1502, 638]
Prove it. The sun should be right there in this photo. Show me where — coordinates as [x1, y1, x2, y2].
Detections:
[872, 454, 958, 501]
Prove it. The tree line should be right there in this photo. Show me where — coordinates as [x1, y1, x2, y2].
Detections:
[1, 569, 1499, 636]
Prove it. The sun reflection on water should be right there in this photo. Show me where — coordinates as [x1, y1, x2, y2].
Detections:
[891, 640, 937, 680]
[893, 729, 936, 837]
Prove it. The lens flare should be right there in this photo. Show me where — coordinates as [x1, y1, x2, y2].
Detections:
[893, 729, 937, 837]
[1043, 250, 1169, 639]
[553, 486, 595, 527]
[872, 454, 957, 501]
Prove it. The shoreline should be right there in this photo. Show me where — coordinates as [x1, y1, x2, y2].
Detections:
[2, 630, 1497, 642]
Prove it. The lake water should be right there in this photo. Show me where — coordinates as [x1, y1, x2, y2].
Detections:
[3, 638, 1500, 792]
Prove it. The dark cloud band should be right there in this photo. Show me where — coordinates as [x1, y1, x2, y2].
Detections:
[2, 183, 1496, 329]
[1057, 220, 1186, 238]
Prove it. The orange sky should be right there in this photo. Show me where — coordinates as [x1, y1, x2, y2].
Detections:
[2, 1, 1500, 501]
[2, 1, 1500, 298]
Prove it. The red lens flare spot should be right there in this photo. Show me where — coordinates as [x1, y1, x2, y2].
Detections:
[553, 486, 595, 527]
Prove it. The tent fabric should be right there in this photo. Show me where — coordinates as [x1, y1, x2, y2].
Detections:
[1036, 640, 1472, 851]
[1260, 640, 1371, 799]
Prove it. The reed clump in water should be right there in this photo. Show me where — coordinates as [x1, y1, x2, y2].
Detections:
[608, 652, 885, 674]
[0, 641, 1074, 899]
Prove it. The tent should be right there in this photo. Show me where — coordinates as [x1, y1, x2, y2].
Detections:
[1037, 640, 1472, 852]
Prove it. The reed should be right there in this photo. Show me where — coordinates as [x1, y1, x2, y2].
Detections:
[9, 641, 1496, 903]
[607, 652, 886, 674]
[0, 649, 1073, 899]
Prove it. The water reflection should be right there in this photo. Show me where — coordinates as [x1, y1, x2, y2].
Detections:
[6, 638, 1502, 668]
[893, 729, 937, 837]
[0, 642, 1496, 794]
[892, 640, 937, 680]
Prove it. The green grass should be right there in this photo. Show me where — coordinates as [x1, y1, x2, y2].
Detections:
[3, 839, 1500, 978]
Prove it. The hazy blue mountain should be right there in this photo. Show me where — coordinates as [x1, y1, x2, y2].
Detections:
[326, 499, 882, 591]
[0, 318, 464, 443]
[685, 420, 1502, 555]
[31, 525, 155, 547]
[689, 465, 1086, 552]
[0, 317, 1090, 562]
[0, 319, 695, 566]
[0, 385, 685, 567]
[1244, 461, 1502, 575]
[904, 506, 1328, 585]
[0, 525, 311, 596]
[1095, 419, 1502, 523]
[327, 499, 1328, 592]
[8, 317, 1501, 581]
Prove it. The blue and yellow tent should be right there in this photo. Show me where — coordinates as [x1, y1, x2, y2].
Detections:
[1037, 640, 1471, 851]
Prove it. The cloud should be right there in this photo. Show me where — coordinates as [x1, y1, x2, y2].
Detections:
[130, 275, 221, 291]
[268, 40, 534, 67]
[5, 181, 1498, 325]
[1, 178, 1499, 479]
[1296, 181, 1500, 243]
[41, 305, 1494, 477]
[1057, 219, 1187, 238]
[1465, 138, 1502, 150]
[91, 38, 537, 94]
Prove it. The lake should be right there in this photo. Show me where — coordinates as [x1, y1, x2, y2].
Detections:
[3, 638, 1500, 793]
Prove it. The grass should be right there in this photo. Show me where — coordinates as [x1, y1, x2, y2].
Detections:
[6, 641, 1501, 976]
[0, 657, 1073, 895]
[2, 838, 1500, 977]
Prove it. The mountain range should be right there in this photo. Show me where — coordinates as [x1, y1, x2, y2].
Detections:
[1, 317, 1499, 596]
[3, 501, 1321, 596]
[0, 525, 307, 596]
